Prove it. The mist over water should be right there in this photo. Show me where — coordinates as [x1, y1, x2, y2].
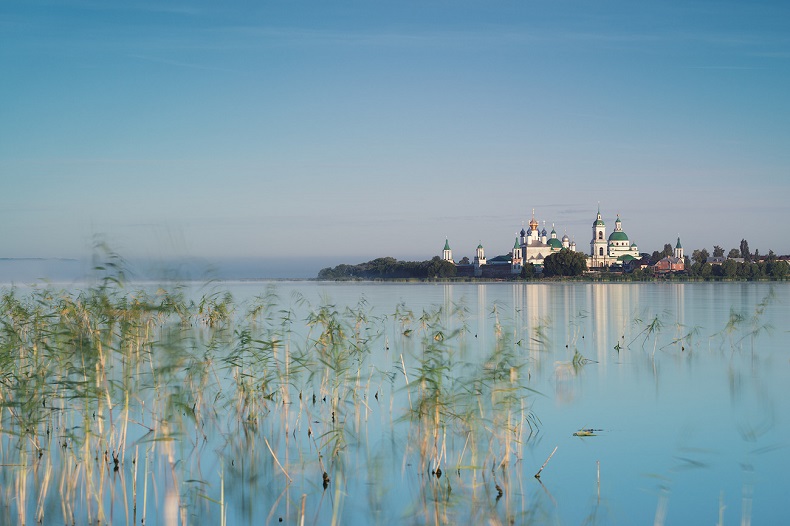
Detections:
[0, 256, 327, 284]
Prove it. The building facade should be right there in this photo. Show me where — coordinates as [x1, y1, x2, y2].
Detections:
[449, 210, 576, 277]
[588, 207, 641, 268]
[654, 237, 685, 273]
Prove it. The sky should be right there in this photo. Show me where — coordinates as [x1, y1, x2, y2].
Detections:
[1, 1, 789, 277]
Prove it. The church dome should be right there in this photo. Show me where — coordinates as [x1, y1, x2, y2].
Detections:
[548, 238, 563, 250]
[520, 228, 526, 237]
[541, 228, 547, 236]
[562, 234, 570, 242]
[608, 231, 629, 242]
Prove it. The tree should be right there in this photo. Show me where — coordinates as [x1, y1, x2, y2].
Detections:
[721, 259, 739, 278]
[740, 239, 751, 261]
[650, 250, 661, 264]
[767, 259, 789, 279]
[691, 248, 709, 265]
[662, 244, 674, 258]
[520, 262, 536, 280]
[727, 248, 740, 259]
[543, 250, 588, 277]
[459, 256, 470, 265]
[713, 245, 724, 258]
[425, 256, 457, 278]
[690, 262, 712, 279]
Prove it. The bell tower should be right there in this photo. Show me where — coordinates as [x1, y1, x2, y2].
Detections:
[590, 205, 608, 267]
[442, 239, 453, 263]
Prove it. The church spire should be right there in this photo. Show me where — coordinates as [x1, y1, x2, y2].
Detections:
[442, 238, 453, 263]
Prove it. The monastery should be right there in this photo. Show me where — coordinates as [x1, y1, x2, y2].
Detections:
[445, 207, 647, 277]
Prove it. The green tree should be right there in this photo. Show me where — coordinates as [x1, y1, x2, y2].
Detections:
[424, 256, 457, 278]
[713, 245, 724, 258]
[727, 248, 740, 259]
[691, 248, 709, 265]
[740, 239, 751, 261]
[721, 259, 739, 278]
[767, 260, 788, 279]
[543, 250, 587, 277]
[520, 262, 536, 280]
[650, 250, 661, 264]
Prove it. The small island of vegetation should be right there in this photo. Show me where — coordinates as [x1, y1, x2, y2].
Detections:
[317, 256, 457, 280]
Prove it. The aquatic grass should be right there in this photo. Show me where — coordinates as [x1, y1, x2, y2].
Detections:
[0, 269, 561, 525]
[628, 310, 669, 355]
[659, 324, 702, 353]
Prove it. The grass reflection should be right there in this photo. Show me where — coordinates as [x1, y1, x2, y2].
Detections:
[0, 272, 785, 524]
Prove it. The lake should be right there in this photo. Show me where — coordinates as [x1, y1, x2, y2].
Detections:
[0, 281, 787, 525]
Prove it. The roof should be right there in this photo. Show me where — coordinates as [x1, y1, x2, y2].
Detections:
[548, 238, 563, 249]
[593, 207, 605, 227]
[608, 231, 629, 242]
[444, 239, 451, 250]
[676, 237, 682, 249]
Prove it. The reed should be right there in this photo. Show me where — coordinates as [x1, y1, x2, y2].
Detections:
[0, 253, 643, 525]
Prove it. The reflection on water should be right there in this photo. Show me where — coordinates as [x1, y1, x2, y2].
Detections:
[0, 281, 787, 524]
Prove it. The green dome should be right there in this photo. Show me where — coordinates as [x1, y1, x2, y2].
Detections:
[608, 231, 629, 242]
[548, 238, 563, 249]
[593, 218, 605, 227]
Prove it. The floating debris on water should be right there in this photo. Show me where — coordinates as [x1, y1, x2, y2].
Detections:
[573, 428, 603, 437]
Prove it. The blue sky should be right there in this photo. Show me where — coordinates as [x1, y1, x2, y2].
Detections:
[2, 1, 789, 275]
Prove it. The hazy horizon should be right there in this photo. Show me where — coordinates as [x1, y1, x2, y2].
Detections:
[2, 1, 789, 265]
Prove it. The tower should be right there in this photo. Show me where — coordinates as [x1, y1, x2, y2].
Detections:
[442, 239, 453, 263]
[529, 209, 539, 244]
[591, 205, 608, 267]
[511, 237, 523, 274]
[474, 242, 486, 276]
[674, 237, 683, 260]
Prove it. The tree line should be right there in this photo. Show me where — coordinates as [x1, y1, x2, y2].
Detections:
[317, 256, 457, 280]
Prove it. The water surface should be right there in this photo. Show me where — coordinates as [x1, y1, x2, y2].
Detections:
[0, 281, 786, 525]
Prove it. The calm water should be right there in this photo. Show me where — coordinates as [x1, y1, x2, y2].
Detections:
[1, 281, 788, 525]
[211, 281, 789, 525]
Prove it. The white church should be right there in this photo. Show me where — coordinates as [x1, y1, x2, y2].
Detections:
[442, 206, 643, 276]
